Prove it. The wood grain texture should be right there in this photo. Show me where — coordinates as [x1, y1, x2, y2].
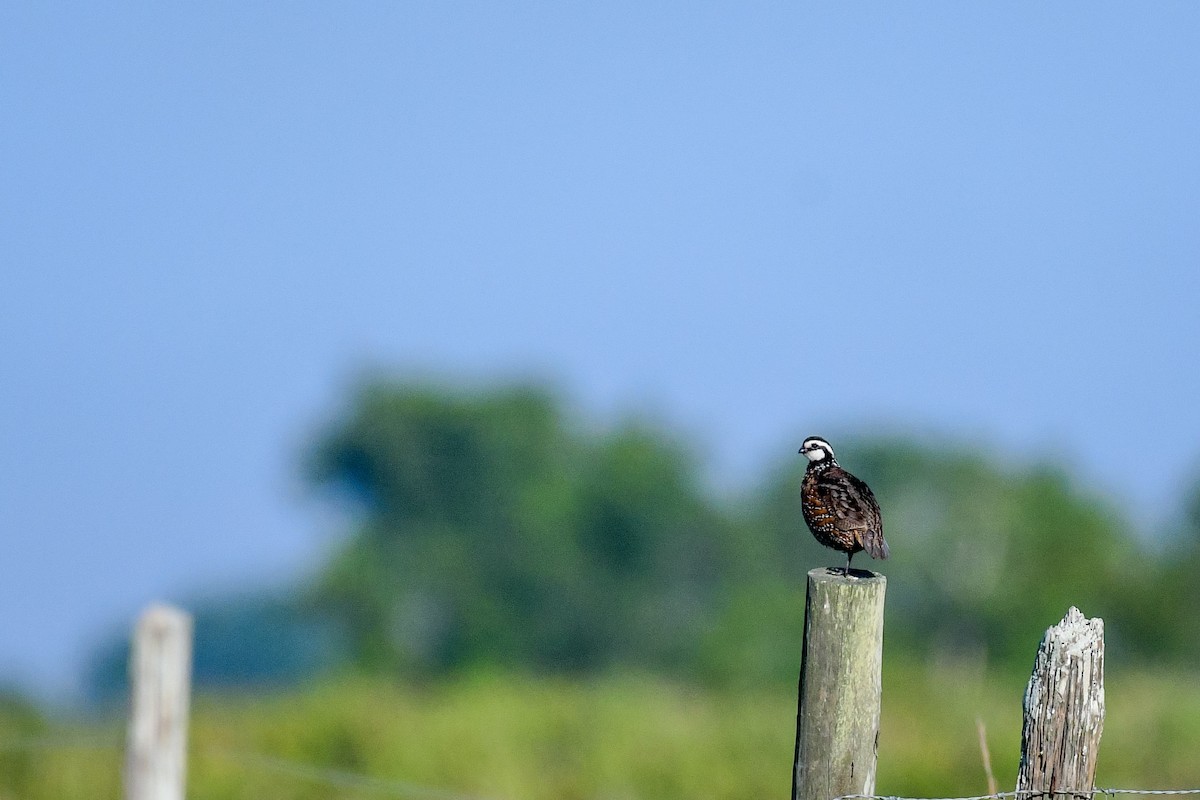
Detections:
[1016, 607, 1105, 800]
[792, 568, 886, 800]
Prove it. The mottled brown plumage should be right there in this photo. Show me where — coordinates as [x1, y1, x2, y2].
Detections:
[799, 436, 888, 574]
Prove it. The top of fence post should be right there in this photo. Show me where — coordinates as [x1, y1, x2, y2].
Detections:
[1016, 606, 1105, 800]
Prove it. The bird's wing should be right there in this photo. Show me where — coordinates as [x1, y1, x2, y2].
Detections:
[814, 470, 880, 532]
[832, 471, 888, 559]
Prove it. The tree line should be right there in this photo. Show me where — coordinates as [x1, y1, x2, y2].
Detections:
[87, 379, 1200, 698]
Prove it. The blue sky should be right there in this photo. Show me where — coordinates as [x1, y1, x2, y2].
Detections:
[2, 3, 1199, 698]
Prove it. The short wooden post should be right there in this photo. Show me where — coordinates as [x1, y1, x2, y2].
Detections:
[125, 604, 193, 800]
[793, 568, 887, 800]
[1016, 607, 1105, 800]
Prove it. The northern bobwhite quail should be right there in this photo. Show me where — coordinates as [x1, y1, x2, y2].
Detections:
[798, 436, 888, 575]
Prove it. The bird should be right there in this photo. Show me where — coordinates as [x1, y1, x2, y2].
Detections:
[798, 436, 888, 576]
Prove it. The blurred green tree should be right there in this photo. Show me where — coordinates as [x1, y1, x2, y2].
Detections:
[305, 381, 732, 675]
[306, 384, 1174, 681]
[1133, 469, 1200, 662]
[744, 436, 1156, 676]
[84, 378, 1188, 695]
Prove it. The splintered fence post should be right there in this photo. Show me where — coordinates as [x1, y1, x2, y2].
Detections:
[793, 568, 887, 800]
[125, 604, 194, 800]
[1016, 607, 1105, 800]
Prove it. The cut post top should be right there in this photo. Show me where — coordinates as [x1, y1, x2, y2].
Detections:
[137, 603, 193, 631]
[808, 567, 886, 587]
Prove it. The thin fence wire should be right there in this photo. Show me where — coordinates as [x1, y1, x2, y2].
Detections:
[0, 733, 496, 800]
[4, 734, 1200, 800]
[0, 732, 122, 753]
[835, 790, 1200, 800]
[199, 748, 501, 800]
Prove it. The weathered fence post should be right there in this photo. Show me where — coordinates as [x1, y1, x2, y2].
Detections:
[1016, 606, 1105, 800]
[125, 603, 193, 800]
[793, 568, 887, 800]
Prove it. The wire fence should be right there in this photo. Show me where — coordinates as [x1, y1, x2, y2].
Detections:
[8, 606, 1193, 800]
[3, 731, 1200, 800]
[835, 791, 1200, 800]
[0, 732, 496, 799]
[206, 749, 498, 800]
[0, 732, 120, 754]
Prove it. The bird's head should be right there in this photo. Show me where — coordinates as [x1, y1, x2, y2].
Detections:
[799, 436, 835, 463]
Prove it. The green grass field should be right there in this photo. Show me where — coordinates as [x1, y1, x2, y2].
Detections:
[5, 661, 1200, 799]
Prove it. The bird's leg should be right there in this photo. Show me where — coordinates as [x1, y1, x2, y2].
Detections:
[845, 551, 853, 577]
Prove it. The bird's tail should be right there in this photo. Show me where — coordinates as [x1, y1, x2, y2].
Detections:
[862, 533, 889, 560]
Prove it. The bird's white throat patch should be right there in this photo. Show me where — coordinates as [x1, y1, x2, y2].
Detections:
[802, 446, 829, 462]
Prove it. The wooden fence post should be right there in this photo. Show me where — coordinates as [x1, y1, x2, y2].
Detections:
[1016, 606, 1105, 800]
[793, 568, 887, 800]
[125, 603, 193, 800]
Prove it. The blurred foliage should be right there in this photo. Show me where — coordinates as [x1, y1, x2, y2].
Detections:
[11, 668, 1200, 799]
[1143, 471, 1200, 663]
[79, 378, 1200, 697]
[304, 382, 733, 677]
[0, 687, 48, 795]
[86, 592, 347, 703]
[765, 438, 1154, 670]
[294, 379, 1196, 684]
[57, 378, 1200, 793]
